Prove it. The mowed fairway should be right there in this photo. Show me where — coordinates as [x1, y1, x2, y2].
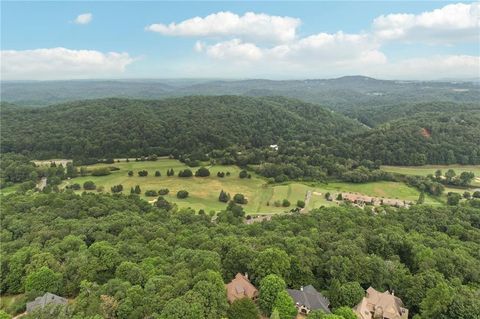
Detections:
[58, 159, 440, 214]
[61, 159, 290, 214]
[382, 165, 480, 187]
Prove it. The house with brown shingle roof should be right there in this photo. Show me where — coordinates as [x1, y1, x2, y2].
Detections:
[226, 273, 258, 303]
[354, 287, 408, 319]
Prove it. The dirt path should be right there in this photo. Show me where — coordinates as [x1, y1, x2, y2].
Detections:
[36, 177, 47, 190]
[300, 190, 312, 213]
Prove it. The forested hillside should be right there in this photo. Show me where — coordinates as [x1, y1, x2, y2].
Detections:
[2, 96, 480, 166]
[346, 101, 480, 127]
[1, 192, 479, 318]
[0, 96, 365, 160]
[349, 112, 480, 165]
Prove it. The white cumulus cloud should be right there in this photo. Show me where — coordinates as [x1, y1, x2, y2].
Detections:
[1, 47, 134, 80]
[197, 32, 386, 67]
[146, 11, 300, 43]
[373, 2, 480, 43]
[74, 13, 93, 25]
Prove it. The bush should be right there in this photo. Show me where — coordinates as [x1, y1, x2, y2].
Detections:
[83, 181, 96, 190]
[156, 196, 172, 211]
[111, 184, 123, 193]
[91, 167, 111, 176]
[219, 190, 230, 203]
[178, 169, 193, 177]
[473, 191, 480, 198]
[145, 190, 158, 197]
[138, 170, 148, 177]
[274, 200, 282, 207]
[158, 188, 169, 195]
[177, 190, 189, 199]
[67, 183, 81, 190]
[233, 193, 248, 204]
[155, 171, 161, 177]
[296, 200, 305, 208]
[195, 167, 210, 177]
[239, 170, 248, 179]
[217, 171, 225, 178]
[128, 170, 133, 177]
[447, 192, 462, 206]
[282, 199, 291, 207]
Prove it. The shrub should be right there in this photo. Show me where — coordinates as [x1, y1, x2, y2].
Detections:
[177, 190, 189, 199]
[156, 196, 172, 211]
[195, 167, 210, 177]
[83, 181, 96, 190]
[217, 171, 225, 178]
[128, 170, 133, 177]
[178, 169, 193, 177]
[91, 167, 111, 176]
[138, 170, 148, 177]
[158, 188, 169, 195]
[111, 184, 123, 193]
[145, 190, 158, 197]
[155, 171, 161, 177]
[68, 183, 81, 190]
[274, 200, 282, 207]
[282, 199, 291, 207]
[296, 200, 305, 208]
[219, 190, 230, 203]
[233, 193, 248, 204]
[239, 170, 248, 179]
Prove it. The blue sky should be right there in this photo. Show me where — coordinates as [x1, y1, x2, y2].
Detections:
[1, 1, 479, 80]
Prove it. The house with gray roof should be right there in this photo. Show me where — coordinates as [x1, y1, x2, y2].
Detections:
[26, 292, 67, 313]
[286, 285, 331, 315]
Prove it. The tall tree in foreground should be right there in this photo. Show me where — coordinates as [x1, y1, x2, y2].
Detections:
[259, 274, 286, 316]
[227, 298, 260, 319]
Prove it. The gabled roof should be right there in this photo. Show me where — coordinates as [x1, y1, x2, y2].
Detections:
[26, 292, 68, 313]
[286, 285, 331, 313]
[226, 273, 258, 303]
[355, 287, 408, 319]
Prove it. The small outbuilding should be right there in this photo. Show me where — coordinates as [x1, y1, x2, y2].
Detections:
[26, 292, 68, 313]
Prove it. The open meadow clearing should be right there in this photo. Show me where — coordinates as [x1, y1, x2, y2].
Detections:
[57, 159, 441, 214]
[382, 165, 480, 187]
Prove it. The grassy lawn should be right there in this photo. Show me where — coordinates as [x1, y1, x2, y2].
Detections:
[0, 184, 19, 196]
[0, 159, 449, 214]
[382, 165, 480, 187]
[61, 159, 295, 214]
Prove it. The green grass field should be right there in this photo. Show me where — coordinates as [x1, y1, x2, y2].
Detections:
[56, 159, 439, 214]
[382, 165, 480, 187]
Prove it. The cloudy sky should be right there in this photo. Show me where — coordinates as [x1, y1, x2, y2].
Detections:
[1, 1, 479, 80]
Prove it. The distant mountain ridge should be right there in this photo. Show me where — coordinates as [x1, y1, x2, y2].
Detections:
[2, 76, 479, 111]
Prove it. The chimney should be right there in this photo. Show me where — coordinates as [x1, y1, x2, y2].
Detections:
[300, 286, 303, 291]
[392, 290, 395, 296]
[244, 272, 248, 280]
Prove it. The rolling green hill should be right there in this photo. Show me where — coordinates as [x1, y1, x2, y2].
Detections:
[0, 96, 365, 160]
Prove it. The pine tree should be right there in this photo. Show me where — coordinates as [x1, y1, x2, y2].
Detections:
[134, 185, 141, 194]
